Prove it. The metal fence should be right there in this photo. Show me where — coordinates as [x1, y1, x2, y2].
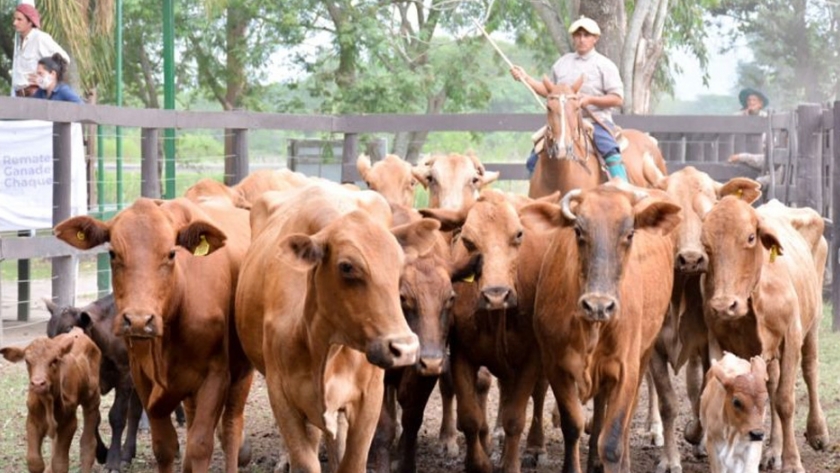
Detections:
[0, 97, 837, 342]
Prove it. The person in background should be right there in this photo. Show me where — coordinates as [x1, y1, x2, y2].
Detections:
[31, 53, 82, 103]
[510, 16, 628, 181]
[11, 1, 71, 97]
[737, 87, 769, 116]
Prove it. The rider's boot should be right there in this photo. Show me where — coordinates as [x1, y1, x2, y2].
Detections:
[604, 152, 628, 182]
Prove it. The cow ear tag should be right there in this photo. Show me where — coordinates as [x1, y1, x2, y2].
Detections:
[194, 235, 210, 256]
[735, 189, 744, 199]
[769, 245, 779, 263]
[462, 273, 475, 283]
[76, 231, 85, 241]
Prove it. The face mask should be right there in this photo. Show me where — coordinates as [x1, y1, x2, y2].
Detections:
[37, 74, 53, 89]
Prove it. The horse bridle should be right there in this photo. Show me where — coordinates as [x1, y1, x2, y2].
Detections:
[545, 93, 590, 167]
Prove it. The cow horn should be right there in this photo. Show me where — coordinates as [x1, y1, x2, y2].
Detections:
[560, 189, 582, 221]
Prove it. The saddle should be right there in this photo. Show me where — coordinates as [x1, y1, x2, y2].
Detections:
[532, 121, 629, 156]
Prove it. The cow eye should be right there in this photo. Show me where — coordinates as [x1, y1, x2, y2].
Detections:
[748, 233, 756, 244]
[574, 226, 583, 241]
[732, 397, 743, 410]
[365, 181, 372, 188]
[626, 229, 635, 243]
[471, 176, 481, 185]
[168, 249, 177, 260]
[461, 237, 477, 253]
[427, 175, 436, 185]
[338, 261, 357, 279]
[513, 230, 524, 246]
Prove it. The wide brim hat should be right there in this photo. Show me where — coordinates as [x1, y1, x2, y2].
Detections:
[568, 16, 601, 36]
[739, 87, 769, 109]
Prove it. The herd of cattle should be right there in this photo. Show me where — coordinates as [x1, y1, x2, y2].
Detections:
[0, 150, 831, 473]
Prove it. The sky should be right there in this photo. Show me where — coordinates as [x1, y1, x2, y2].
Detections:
[670, 19, 753, 101]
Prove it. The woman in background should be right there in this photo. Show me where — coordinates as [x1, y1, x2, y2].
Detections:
[32, 53, 83, 103]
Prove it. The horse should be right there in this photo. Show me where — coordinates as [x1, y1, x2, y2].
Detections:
[528, 76, 667, 198]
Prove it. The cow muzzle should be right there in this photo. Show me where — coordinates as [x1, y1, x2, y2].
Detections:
[416, 349, 445, 376]
[479, 286, 517, 311]
[676, 249, 708, 274]
[708, 295, 748, 319]
[579, 293, 618, 322]
[120, 312, 162, 338]
[366, 333, 419, 369]
[748, 429, 765, 442]
[29, 377, 49, 395]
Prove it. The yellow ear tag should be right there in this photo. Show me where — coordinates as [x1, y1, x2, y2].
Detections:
[76, 231, 85, 241]
[462, 273, 475, 283]
[194, 235, 210, 256]
[735, 189, 744, 199]
[769, 245, 779, 263]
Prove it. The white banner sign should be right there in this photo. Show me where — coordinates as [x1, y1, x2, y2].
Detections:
[0, 120, 87, 231]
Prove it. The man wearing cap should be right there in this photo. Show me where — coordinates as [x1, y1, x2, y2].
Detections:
[510, 16, 628, 181]
[737, 87, 769, 116]
[12, 2, 70, 97]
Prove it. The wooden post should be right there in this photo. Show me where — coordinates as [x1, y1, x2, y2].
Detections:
[141, 128, 161, 198]
[226, 129, 249, 185]
[832, 101, 840, 331]
[342, 133, 359, 183]
[52, 122, 74, 307]
[796, 104, 823, 211]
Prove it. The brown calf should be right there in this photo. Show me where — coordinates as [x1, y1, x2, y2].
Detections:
[2, 329, 102, 473]
[357, 154, 419, 207]
[522, 185, 680, 472]
[702, 194, 829, 472]
[235, 184, 435, 472]
[54, 197, 253, 473]
[700, 352, 768, 473]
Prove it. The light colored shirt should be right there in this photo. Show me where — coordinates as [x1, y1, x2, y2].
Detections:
[550, 50, 623, 122]
[12, 29, 70, 92]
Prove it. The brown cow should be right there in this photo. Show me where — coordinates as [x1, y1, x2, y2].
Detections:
[184, 177, 251, 209]
[700, 352, 768, 473]
[522, 185, 680, 472]
[232, 168, 312, 205]
[701, 194, 829, 472]
[46, 294, 141, 473]
[413, 152, 499, 210]
[357, 154, 419, 207]
[235, 184, 438, 471]
[54, 197, 253, 473]
[644, 169, 762, 470]
[421, 189, 554, 472]
[1, 328, 102, 473]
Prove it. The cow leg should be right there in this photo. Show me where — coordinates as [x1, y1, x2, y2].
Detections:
[369, 380, 398, 473]
[498, 366, 541, 473]
[103, 384, 131, 472]
[184, 374, 229, 472]
[776, 343, 805, 473]
[642, 369, 664, 447]
[79, 396, 102, 473]
[336, 371, 385, 473]
[452, 354, 492, 473]
[648, 348, 681, 473]
[219, 370, 254, 472]
[683, 355, 706, 448]
[266, 372, 321, 472]
[547, 369, 583, 473]
[588, 391, 607, 473]
[763, 358, 783, 470]
[437, 363, 459, 457]
[122, 388, 143, 465]
[597, 361, 640, 473]
[801, 324, 829, 451]
[51, 413, 77, 473]
[25, 409, 48, 473]
[396, 371, 439, 473]
[524, 376, 549, 465]
[147, 412, 180, 473]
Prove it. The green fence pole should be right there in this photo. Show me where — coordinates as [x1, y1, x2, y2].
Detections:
[163, 0, 176, 199]
[96, 125, 109, 297]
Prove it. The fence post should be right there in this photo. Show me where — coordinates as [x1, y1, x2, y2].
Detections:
[832, 101, 840, 331]
[141, 128, 161, 198]
[796, 104, 824, 211]
[52, 122, 74, 307]
[342, 133, 359, 183]
[225, 129, 249, 185]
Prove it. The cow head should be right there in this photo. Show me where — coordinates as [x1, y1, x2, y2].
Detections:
[412, 152, 500, 210]
[422, 189, 523, 311]
[707, 353, 768, 442]
[524, 186, 681, 322]
[1, 332, 78, 396]
[45, 298, 84, 337]
[54, 198, 227, 340]
[656, 170, 762, 275]
[357, 154, 418, 208]
[279, 211, 439, 369]
[701, 193, 780, 320]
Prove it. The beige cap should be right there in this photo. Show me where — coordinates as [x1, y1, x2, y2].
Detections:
[568, 16, 601, 36]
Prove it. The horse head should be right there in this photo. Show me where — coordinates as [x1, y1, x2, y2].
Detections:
[543, 75, 587, 161]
